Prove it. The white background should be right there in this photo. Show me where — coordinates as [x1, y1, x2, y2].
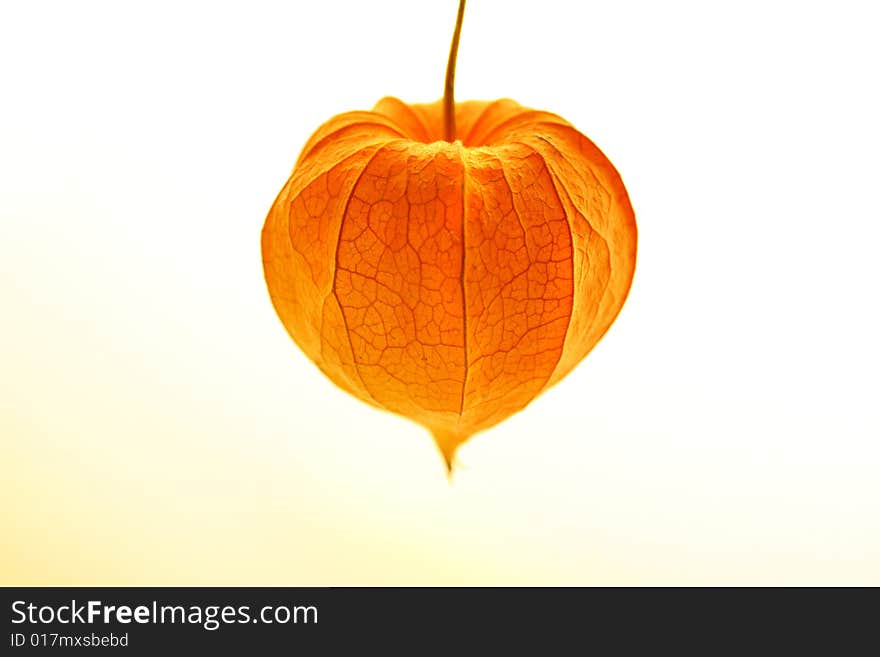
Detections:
[1, 0, 878, 584]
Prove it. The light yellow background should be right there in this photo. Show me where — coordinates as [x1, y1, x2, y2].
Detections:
[2, 0, 879, 585]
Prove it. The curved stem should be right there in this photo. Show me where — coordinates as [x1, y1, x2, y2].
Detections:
[443, 0, 466, 142]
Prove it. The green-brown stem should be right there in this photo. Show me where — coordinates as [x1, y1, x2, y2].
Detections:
[444, 0, 466, 142]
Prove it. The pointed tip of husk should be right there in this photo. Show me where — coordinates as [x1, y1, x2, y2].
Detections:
[442, 450, 455, 480]
[431, 428, 468, 479]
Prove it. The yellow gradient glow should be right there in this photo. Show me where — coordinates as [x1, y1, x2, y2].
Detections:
[2, 0, 879, 585]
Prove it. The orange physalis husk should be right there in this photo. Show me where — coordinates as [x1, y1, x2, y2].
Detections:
[262, 96, 637, 471]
